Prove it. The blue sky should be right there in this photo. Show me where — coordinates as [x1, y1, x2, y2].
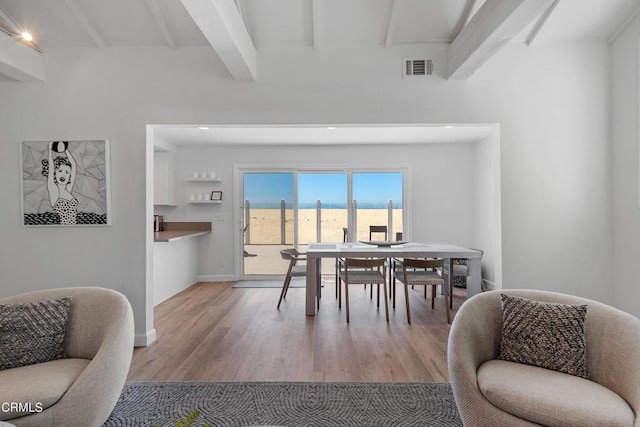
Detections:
[244, 172, 402, 208]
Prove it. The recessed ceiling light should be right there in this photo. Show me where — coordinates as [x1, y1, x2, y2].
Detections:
[20, 32, 33, 42]
[199, 127, 209, 130]
[444, 125, 454, 129]
[326, 126, 337, 130]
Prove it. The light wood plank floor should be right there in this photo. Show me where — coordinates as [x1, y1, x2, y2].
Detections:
[127, 281, 467, 382]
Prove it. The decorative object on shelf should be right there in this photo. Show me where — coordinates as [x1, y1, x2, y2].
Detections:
[211, 191, 223, 201]
[21, 140, 111, 226]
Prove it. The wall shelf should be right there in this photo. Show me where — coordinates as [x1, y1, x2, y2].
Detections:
[184, 178, 222, 182]
[187, 200, 222, 204]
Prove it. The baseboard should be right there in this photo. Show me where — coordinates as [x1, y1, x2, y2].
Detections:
[135, 328, 157, 347]
[482, 279, 496, 292]
[197, 274, 238, 282]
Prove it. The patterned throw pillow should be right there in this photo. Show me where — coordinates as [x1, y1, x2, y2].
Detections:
[498, 294, 588, 378]
[0, 297, 72, 371]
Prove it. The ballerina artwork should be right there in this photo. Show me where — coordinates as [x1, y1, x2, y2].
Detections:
[21, 139, 111, 226]
[42, 141, 78, 224]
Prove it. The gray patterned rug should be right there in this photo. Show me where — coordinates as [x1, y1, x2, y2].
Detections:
[103, 381, 462, 426]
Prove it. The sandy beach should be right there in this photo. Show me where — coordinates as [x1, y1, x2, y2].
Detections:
[243, 208, 403, 275]
[244, 208, 403, 244]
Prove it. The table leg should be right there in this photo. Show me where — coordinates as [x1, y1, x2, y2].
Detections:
[467, 258, 482, 298]
[444, 259, 451, 324]
[306, 257, 320, 315]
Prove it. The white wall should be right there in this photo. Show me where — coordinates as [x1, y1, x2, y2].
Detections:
[0, 40, 615, 343]
[611, 17, 640, 318]
[167, 142, 485, 281]
[473, 134, 502, 290]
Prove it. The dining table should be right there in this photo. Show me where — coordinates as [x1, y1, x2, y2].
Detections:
[305, 241, 483, 316]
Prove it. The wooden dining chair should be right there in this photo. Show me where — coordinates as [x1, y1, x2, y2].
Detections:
[278, 248, 313, 309]
[338, 257, 389, 323]
[394, 258, 450, 324]
[369, 225, 388, 241]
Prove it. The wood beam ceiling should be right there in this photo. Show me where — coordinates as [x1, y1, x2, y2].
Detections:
[181, 0, 256, 81]
[451, 0, 477, 41]
[0, 30, 45, 82]
[447, 0, 555, 80]
[525, 0, 559, 46]
[64, 0, 108, 48]
[145, 0, 176, 49]
[384, 0, 400, 48]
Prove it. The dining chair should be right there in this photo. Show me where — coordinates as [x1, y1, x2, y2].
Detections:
[278, 248, 315, 309]
[450, 249, 484, 291]
[333, 227, 350, 298]
[369, 225, 388, 241]
[363, 225, 389, 299]
[338, 257, 389, 323]
[394, 257, 450, 324]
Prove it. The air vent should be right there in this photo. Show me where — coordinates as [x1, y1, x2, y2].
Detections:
[403, 59, 433, 77]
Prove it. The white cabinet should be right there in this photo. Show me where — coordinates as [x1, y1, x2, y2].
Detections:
[154, 151, 177, 206]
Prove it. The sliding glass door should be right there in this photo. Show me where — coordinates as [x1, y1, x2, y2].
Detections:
[241, 169, 404, 277]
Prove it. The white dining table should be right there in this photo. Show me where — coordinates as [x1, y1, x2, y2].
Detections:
[305, 241, 483, 316]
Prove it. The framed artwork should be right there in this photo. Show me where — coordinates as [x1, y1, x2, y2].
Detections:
[211, 191, 223, 201]
[21, 140, 111, 226]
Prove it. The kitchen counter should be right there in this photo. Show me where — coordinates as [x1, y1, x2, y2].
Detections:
[153, 221, 211, 242]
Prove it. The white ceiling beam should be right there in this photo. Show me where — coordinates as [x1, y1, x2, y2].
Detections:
[0, 30, 44, 82]
[181, 0, 256, 81]
[312, 0, 323, 50]
[607, 2, 640, 45]
[447, 0, 555, 80]
[451, 0, 477, 41]
[525, 0, 559, 46]
[64, 0, 108, 48]
[0, 7, 20, 34]
[384, 0, 400, 48]
[234, 0, 253, 43]
[145, 0, 176, 49]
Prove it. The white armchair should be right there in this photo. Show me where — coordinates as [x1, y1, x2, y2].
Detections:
[448, 290, 640, 427]
[0, 287, 134, 427]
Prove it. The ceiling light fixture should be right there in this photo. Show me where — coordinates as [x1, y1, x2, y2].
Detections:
[199, 127, 209, 130]
[444, 125, 454, 129]
[20, 32, 33, 42]
[326, 126, 337, 130]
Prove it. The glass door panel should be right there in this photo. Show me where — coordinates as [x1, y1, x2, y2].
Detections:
[353, 172, 403, 242]
[242, 172, 294, 275]
[297, 173, 347, 275]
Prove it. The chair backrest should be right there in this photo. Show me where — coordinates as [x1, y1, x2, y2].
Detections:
[402, 258, 444, 270]
[344, 257, 386, 269]
[395, 232, 403, 241]
[343, 227, 349, 242]
[369, 225, 388, 240]
[280, 248, 301, 262]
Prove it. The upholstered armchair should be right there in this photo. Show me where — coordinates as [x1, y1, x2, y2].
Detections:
[0, 287, 134, 427]
[448, 289, 640, 427]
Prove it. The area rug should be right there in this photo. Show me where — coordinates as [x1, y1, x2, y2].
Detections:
[232, 279, 305, 288]
[103, 381, 462, 426]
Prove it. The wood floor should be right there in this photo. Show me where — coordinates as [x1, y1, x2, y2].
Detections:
[127, 281, 467, 383]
